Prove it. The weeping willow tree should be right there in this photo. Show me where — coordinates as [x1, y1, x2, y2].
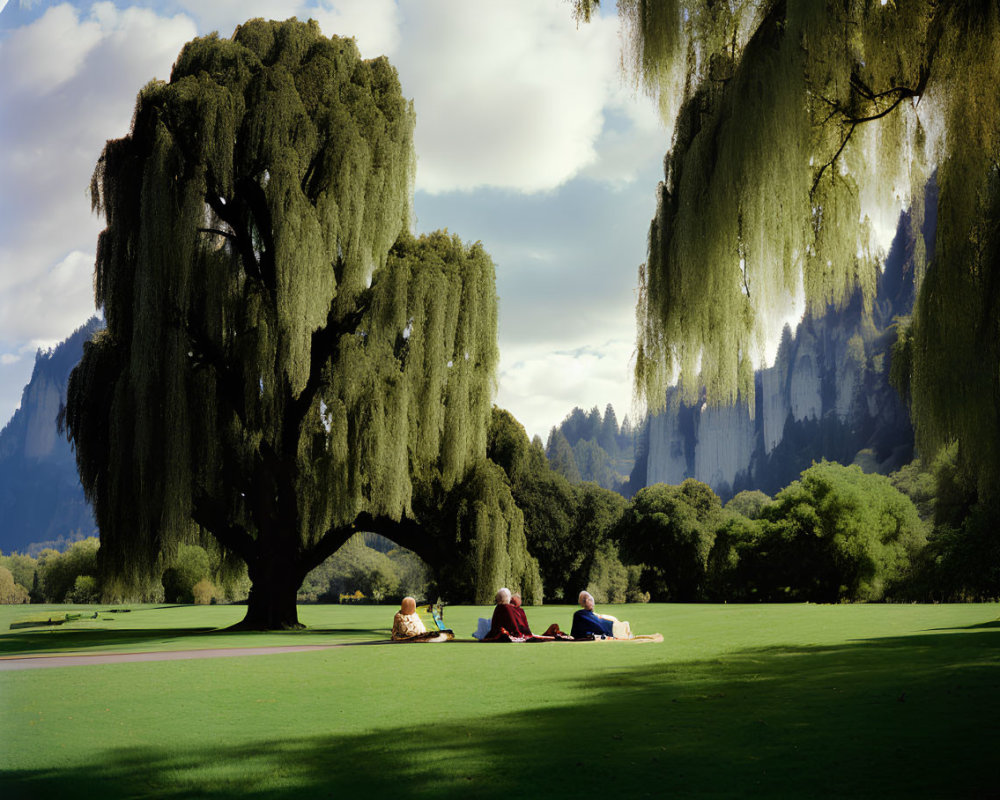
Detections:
[576, 0, 1000, 502]
[64, 18, 539, 628]
[412, 459, 543, 605]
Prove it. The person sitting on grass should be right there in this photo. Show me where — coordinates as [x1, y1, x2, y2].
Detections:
[484, 589, 567, 641]
[392, 596, 427, 640]
[486, 587, 531, 640]
[570, 590, 632, 639]
[509, 592, 532, 636]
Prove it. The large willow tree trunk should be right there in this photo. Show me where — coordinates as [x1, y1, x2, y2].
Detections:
[241, 559, 306, 631]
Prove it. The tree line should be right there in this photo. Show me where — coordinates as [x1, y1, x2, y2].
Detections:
[491, 408, 997, 604]
[0, 538, 248, 606]
[5, 407, 995, 605]
[0, 529, 431, 607]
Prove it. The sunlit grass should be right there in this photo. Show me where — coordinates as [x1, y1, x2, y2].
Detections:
[2, 603, 998, 798]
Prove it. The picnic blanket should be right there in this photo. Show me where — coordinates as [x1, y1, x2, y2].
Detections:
[388, 631, 454, 643]
[471, 614, 662, 643]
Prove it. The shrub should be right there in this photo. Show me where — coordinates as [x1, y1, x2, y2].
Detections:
[161, 544, 211, 603]
[0, 566, 30, 604]
[760, 461, 927, 602]
[386, 548, 430, 599]
[304, 535, 401, 601]
[705, 512, 765, 601]
[921, 503, 1000, 601]
[0, 552, 38, 595]
[102, 575, 165, 603]
[889, 459, 937, 521]
[625, 565, 649, 603]
[724, 490, 771, 520]
[353, 564, 399, 603]
[38, 538, 100, 602]
[217, 569, 251, 602]
[66, 575, 99, 604]
[620, 479, 723, 601]
[586, 544, 628, 603]
[192, 579, 217, 605]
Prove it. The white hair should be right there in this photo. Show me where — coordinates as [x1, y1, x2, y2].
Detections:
[578, 590, 595, 609]
[495, 587, 512, 605]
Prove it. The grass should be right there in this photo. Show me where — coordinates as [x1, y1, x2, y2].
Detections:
[1, 603, 998, 798]
[0, 604, 396, 657]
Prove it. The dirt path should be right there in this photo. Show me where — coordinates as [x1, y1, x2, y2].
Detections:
[0, 642, 387, 671]
[0, 633, 660, 671]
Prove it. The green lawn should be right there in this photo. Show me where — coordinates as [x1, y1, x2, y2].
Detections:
[2, 603, 998, 798]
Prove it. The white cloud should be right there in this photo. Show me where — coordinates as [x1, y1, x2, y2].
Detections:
[169, 0, 401, 55]
[0, 3, 196, 361]
[172, 0, 301, 37]
[0, 4, 102, 92]
[309, 0, 401, 58]
[392, 0, 622, 194]
[0, 353, 19, 366]
[0, 250, 96, 344]
[581, 90, 665, 186]
[497, 338, 637, 441]
[0, 1, 669, 433]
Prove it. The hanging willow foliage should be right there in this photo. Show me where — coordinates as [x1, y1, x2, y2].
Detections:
[64, 19, 513, 624]
[415, 459, 543, 605]
[579, 1, 999, 498]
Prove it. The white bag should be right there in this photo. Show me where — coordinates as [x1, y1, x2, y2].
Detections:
[472, 617, 492, 640]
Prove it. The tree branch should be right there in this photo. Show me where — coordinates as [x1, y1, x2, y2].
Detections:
[811, 122, 857, 198]
[197, 227, 239, 245]
[842, 88, 918, 125]
[284, 285, 371, 443]
[235, 177, 277, 295]
[191, 492, 256, 563]
[300, 511, 430, 576]
[184, 316, 251, 429]
[810, 55, 933, 200]
[205, 193, 263, 284]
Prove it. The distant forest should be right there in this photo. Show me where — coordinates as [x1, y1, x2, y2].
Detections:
[544, 404, 644, 496]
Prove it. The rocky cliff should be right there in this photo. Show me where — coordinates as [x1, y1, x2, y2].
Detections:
[645, 187, 933, 500]
[0, 318, 102, 553]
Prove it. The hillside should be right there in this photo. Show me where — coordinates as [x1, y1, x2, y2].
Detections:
[0, 318, 102, 554]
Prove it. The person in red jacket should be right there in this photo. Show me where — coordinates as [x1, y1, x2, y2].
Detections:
[509, 592, 532, 636]
[486, 588, 568, 640]
[487, 587, 531, 640]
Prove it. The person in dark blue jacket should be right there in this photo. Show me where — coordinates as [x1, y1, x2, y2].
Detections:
[570, 590, 632, 639]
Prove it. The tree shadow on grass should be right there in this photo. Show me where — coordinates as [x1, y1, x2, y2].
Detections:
[5, 628, 998, 799]
[0, 626, 395, 657]
[0, 628, 223, 656]
[926, 619, 1000, 632]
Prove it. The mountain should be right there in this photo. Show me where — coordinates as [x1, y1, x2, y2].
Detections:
[0, 318, 103, 554]
[643, 184, 935, 501]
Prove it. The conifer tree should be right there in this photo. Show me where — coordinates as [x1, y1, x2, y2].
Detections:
[63, 19, 538, 628]
[599, 403, 619, 454]
[585, 405, 603, 440]
[545, 427, 582, 483]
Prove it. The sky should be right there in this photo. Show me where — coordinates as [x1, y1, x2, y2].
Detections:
[0, 0, 669, 441]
